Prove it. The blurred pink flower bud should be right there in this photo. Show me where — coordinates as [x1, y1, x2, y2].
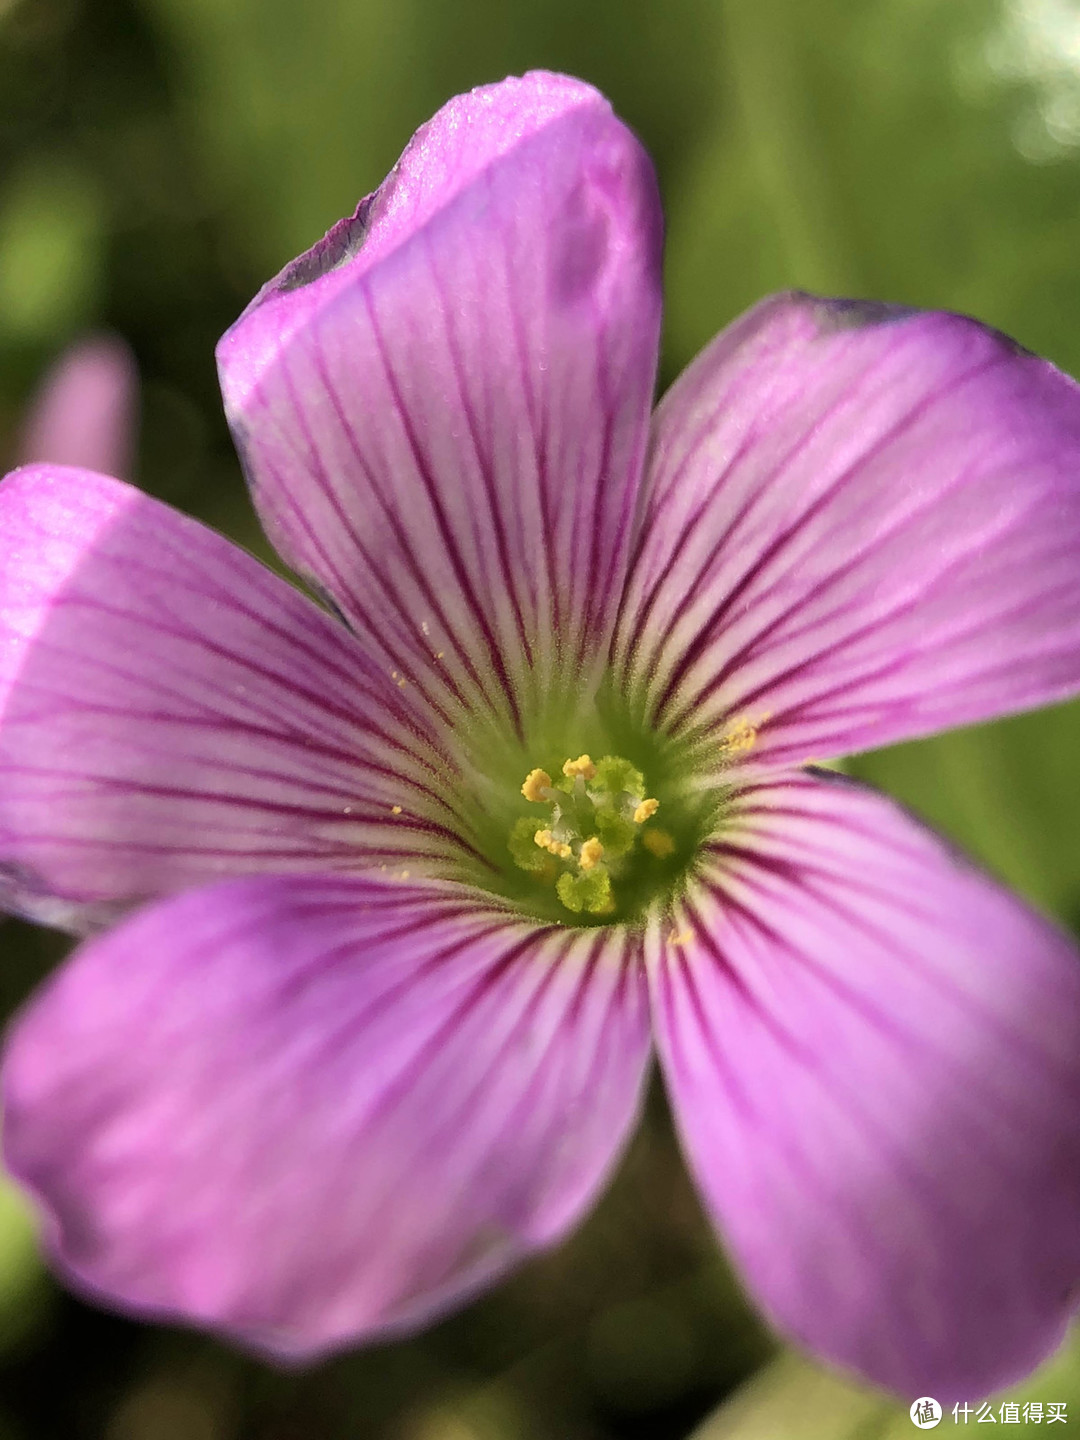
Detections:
[17, 335, 137, 480]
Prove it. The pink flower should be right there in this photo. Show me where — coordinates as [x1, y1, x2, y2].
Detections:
[2, 73, 1080, 1402]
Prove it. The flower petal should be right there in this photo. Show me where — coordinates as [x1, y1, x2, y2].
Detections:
[648, 770, 1080, 1400]
[18, 336, 137, 479]
[2, 874, 650, 1357]
[617, 293, 1080, 771]
[0, 466, 465, 932]
[217, 73, 662, 728]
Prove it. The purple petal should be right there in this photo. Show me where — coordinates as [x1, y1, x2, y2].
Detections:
[2, 874, 650, 1357]
[0, 466, 465, 932]
[616, 293, 1080, 771]
[648, 770, 1080, 1400]
[218, 73, 662, 726]
[17, 336, 137, 480]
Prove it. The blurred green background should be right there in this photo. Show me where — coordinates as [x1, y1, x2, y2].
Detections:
[3, 0, 1080, 1435]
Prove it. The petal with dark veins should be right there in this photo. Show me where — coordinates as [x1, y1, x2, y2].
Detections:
[218, 72, 663, 732]
[0, 467, 464, 932]
[617, 293, 1080, 774]
[649, 770, 1080, 1400]
[3, 874, 650, 1358]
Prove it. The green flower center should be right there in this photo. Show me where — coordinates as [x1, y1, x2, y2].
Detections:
[445, 682, 737, 926]
[509, 753, 668, 916]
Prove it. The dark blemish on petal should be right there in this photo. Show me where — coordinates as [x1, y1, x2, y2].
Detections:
[0, 860, 127, 935]
[809, 295, 920, 331]
[976, 322, 1038, 360]
[807, 292, 1039, 360]
[308, 582, 353, 632]
[0, 859, 52, 910]
[227, 194, 380, 327]
[274, 195, 377, 294]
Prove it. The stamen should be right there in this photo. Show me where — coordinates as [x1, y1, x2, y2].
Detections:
[534, 829, 571, 860]
[510, 752, 678, 918]
[521, 768, 552, 802]
[562, 754, 596, 780]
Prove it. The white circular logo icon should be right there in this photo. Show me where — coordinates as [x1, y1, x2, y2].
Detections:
[910, 1398, 942, 1429]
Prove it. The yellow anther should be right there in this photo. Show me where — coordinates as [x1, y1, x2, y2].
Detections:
[633, 797, 660, 825]
[642, 828, 676, 859]
[390, 804, 402, 815]
[522, 768, 552, 803]
[562, 754, 596, 780]
[718, 718, 757, 755]
[579, 837, 604, 871]
[534, 828, 554, 850]
[554, 842, 572, 859]
[719, 711, 771, 758]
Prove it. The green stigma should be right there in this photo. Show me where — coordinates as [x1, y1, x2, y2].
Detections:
[508, 753, 678, 917]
